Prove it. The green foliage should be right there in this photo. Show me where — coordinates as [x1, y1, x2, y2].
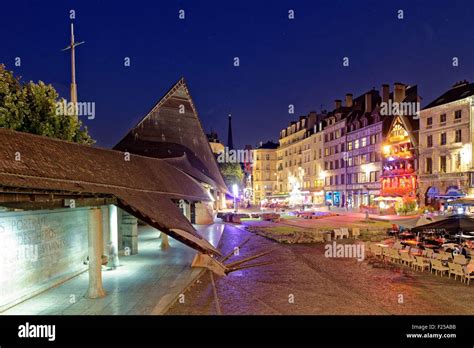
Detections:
[218, 162, 243, 189]
[0, 64, 94, 144]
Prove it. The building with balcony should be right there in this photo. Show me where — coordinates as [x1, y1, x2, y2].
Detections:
[325, 83, 419, 208]
[252, 141, 279, 204]
[275, 112, 325, 206]
[418, 80, 474, 207]
[323, 100, 352, 207]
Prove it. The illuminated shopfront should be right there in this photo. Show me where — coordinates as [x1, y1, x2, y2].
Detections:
[379, 118, 417, 212]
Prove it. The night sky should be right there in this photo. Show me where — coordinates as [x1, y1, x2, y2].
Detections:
[1, 0, 473, 149]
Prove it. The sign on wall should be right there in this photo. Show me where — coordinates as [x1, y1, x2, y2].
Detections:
[0, 208, 89, 311]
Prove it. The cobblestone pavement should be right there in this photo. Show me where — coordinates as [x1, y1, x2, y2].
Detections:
[166, 223, 474, 315]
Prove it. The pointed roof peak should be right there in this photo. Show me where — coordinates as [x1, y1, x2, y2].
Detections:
[114, 77, 227, 192]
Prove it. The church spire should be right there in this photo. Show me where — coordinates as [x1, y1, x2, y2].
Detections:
[227, 113, 234, 150]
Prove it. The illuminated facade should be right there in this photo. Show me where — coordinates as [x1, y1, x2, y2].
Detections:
[252, 141, 278, 204]
[380, 117, 418, 199]
[344, 91, 382, 208]
[418, 81, 474, 207]
[275, 112, 326, 206]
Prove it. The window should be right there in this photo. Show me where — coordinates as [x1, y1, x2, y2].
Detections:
[329, 161, 333, 170]
[335, 176, 339, 185]
[370, 171, 376, 182]
[348, 157, 353, 167]
[426, 158, 432, 174]
[354, 139, 359, 149]
[427, 135, 433, 148]
[340, 174, 345, 184]
[347, 174, 352, 184]
[265, 154, 270, 160]
[324, 162, 328, 170]
[440, 113, 446, 123]
[325, 148, 329, 156]
[370, 152, 376, 162]
[440, 156, 447, 173]
[427, 117, 432, 126]
[455, 110, 462, 119]
[440, 133, 447, 145]
[340, 143, 345, 152]
[370, 134, 376, 145]
[340, 158, 345, 168]
[361, 137, 367, 147]
[319, 149, 322, 158]
[348, 142, 353, 151]
[360, 172, 366, 183]
[334, 160, 339, 169]
[455, 129, 462, 143]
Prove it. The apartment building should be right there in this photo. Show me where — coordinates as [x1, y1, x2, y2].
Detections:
[344, 90, 382, 207]
[254, 82, 420, 209]
[418, 80, 474, 207]
[323, 83, 419, 208]
[301, 121, 326, 205]
[277, 113, 316, 193]
[252, 141, 279, 204]
[323, 100, 351, 207]
[275, 112, 326, 205]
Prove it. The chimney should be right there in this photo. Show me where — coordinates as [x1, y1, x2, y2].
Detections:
[335, 99, 342, 109]
[394, 82, 406, 103]
[345, 93, 353, 107]
[365, 93, 372, 113]
[381, 84, 389, 104]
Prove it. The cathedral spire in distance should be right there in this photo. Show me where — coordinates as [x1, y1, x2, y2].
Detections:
[227, 113, 234, 150]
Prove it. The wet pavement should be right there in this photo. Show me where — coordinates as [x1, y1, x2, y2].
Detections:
[166, 223, 474, 315]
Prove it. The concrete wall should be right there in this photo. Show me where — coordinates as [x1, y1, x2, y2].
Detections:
[0, 207, 96, 311]
[195, 201, 215, 225]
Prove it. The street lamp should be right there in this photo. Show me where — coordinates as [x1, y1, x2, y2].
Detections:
[232, 184, 239, 213]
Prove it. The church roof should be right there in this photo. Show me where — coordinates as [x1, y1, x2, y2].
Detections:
[114, 78, 227, 192]
[0, 128, 220, 255]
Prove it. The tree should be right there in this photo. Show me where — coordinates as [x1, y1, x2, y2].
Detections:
[0, 64, 93, 144]
[218, 162, 244, 189]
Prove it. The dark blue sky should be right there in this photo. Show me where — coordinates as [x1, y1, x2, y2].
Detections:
[1, 0, 473, 149]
